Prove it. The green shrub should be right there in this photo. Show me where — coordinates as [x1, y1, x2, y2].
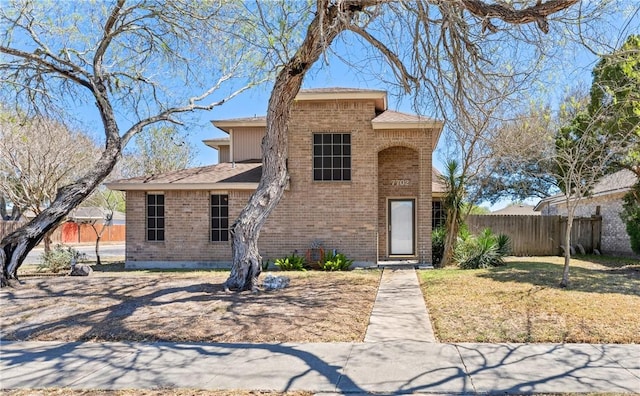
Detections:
[455, 228, 511, 270]
[319, 251, 353, 271]
[274, 253, 307, 271]
[431, 227, 446, 265]
[38, 244, 87, 273]
[621, 184, 640, 255]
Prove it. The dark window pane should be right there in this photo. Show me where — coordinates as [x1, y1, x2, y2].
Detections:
[212, 218, 219, 229]
[334, 144, 342, 155]
[156, 206, 164, 217]
[343, 169, 351, 180]
[157, 218, 164, 229]
[221, 230, 229, 241]
[343, 145, 351, 155]
[313, 157, 322, 169]
[313, 145, 322, 156]
[343, 157, 351, 168]
[314, 169, 322, 180]
[342, 134, 350, 144]
[323, 144, 331, 155]
[147, 195, 155, 205]
[212, 207, 219, 217]
[147, 218, 155, 229]
[148, 230, 155, 241]
[333, 157, 341, 168]
[221, 218, 228, 229]
[333, 134, 342, 144]
[211, 195, 219, 205]
[156, 230, 164, 241]
[220, 206, 228, 217]
[333, 169, 342, 180]
[148, 206, 156, 217]
[222, 195, 228, 204]
[212, 230, 220, 242]
[323, 169, 332, 180]
[323, 157, 332, 168]
[313, 134, 321, 144]
[156, 195, 164, 205]
[322, 134, 332, 144]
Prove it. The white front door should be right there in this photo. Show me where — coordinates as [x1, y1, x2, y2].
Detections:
[389, 199, 415, 256]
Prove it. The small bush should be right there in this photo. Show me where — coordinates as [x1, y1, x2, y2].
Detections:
[274, 253, 307, 271]
[319, 251, 353, 271]
[455, 228, 511, 270]
[38, 244, 87, 273]
[431, 227, 446, 265]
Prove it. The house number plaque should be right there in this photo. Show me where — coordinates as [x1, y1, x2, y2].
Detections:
[391, 179, 410, 186]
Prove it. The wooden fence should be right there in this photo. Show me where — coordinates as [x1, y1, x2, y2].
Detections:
[466, 215, 602, 256]
[1, 220, 125, 244]
[50, 222, 126, 244]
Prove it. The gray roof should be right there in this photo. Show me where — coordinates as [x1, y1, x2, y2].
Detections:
[491, 204, 540, 216]
[534, 169, 638, 210]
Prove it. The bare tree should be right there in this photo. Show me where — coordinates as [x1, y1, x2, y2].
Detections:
[0, 0, 266, 286]
[121, 126, 199, 178]
[479, 86, 637, 287]
[224, 0, 583, 291]
[0, 115, 98, 252]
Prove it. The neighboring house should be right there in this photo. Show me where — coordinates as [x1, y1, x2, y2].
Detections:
[490, 204, 540, 216]
[534, 169, 638, 257]
[107, 88, 444, 268]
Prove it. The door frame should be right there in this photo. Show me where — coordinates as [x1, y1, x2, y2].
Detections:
[387, 197, 417, 257]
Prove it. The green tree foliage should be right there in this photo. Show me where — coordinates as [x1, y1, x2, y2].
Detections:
[621, 182, 640, 254]
[588, 34, 640, 174]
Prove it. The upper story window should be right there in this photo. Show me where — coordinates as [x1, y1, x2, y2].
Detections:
[146, 193, 165, 241]
[313, 133, 351, 181]
[211, 194, 229, 242]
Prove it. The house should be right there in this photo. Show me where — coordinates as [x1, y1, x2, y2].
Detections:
[534, 169, 638, 257]
[107, 88, 445, 268]
[490, 204, 540, 216]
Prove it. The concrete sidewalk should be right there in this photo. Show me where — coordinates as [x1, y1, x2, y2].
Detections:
[1, 268, 639, 394]
[2, 341, 638, 393]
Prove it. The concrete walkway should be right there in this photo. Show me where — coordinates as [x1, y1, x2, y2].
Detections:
[365, 267, 436, 342]
[1, 267, 639, 394]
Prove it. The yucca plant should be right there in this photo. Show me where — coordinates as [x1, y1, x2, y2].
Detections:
[274, 253, 307, 271]
[319, 251, 353, 271]
[455, 228, 510, 269]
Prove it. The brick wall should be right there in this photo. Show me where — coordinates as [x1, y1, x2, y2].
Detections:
[546, 192, 635, 256]
[125, 97, 436, 267]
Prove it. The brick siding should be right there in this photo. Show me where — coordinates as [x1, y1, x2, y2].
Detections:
[125, 98, 435, 266]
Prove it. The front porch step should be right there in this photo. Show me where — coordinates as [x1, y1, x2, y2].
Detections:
[377, 260, 434, 270]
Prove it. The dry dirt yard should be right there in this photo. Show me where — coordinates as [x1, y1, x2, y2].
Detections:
[1, 270, 380, 343]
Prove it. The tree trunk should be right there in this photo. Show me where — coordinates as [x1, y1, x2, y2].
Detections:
[224, 2, 354, 291]
[559, 212, 573, 288]
[43, 229, 53, 254]
[1, 81, 121, 287]
[440, 208, 459, 267]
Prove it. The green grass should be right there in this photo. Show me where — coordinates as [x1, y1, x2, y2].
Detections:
[419, 256, 640, 343]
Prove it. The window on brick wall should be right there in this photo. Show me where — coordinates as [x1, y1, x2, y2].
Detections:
[146, 193, 165, 241]
[313, 133, 351, 181]
[432, 200, 446, 229]
[211, 194, 229, 242]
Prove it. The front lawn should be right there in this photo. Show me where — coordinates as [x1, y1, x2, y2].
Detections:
[1, 270, 380, 343]
[419, 256, 640, 343]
